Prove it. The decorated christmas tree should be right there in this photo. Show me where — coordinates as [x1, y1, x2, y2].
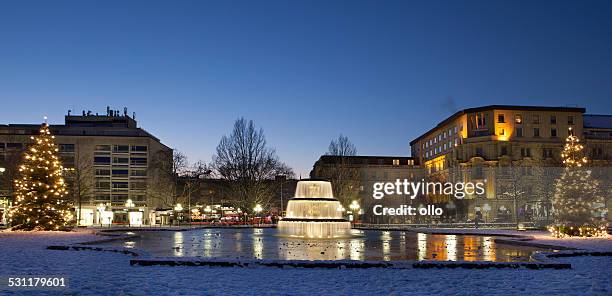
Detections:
[8, 121, 74, 231]
[549, 127, 606, 237]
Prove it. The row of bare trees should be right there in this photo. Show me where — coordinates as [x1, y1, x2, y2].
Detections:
[147, 150, 211, 209]
[145, 118, 293, 213]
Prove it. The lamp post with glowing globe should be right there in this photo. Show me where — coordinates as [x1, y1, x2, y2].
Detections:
[253, 204, 263, 226]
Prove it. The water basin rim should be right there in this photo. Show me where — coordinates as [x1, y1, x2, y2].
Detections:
[288, 197, 339, 201]
[279, 218, 350, 222]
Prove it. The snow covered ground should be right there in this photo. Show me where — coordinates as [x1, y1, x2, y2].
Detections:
[0, 229, 610, 295]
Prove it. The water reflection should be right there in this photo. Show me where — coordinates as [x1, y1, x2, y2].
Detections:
[381, 231, 392, 261]
[483, 236, 496, 261]
[417, 233, 427, 260]
[253, 228, 264, 259]
[445, 235, 457, 261]
[173, 232, 184, 257]
[102, 229, 544, 262]
[349, 239, 364, 261]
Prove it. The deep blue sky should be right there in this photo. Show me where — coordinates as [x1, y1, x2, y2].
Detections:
[1, 0, 612, 176]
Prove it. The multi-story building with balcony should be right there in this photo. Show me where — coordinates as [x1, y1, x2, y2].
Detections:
[0, 108, 172, 226]
[410, 105, 611, 225]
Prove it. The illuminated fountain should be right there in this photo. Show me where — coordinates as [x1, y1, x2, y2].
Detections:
[278, 180, 351, 238]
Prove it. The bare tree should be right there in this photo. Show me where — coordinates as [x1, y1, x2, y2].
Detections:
[496, 163, 546, 226]
[64, 152, 93, 225]
[327, 134, 357, 157]
[212, 118, 294, 213]
[147, 150, 188, 208]
[321, 134, 360, 206]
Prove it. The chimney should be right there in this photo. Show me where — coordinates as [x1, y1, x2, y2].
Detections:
[106, 106, 110, 116]
[124, 107, 128, 116]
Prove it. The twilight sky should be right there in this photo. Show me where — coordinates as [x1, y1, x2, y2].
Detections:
[1, 0, 612, 177]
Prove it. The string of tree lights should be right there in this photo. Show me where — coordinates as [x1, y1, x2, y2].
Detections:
[8, 120, 74, 231]
[549, 127, 607, 238]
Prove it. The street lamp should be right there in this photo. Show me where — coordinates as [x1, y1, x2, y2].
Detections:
[125, 199, 135, 227]
[97, 203, 106, 226]
[253, 204, 262, 225]
[175, 203, 183, 226]
[349, 200, 360, 224]
[187, 170, 212, 227]
[482, 203, 491, 223]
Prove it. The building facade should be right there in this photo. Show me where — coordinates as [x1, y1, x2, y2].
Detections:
[410, 105, 611, 225]
[311, 155, 423, 223]
[0, 109, 173, 226]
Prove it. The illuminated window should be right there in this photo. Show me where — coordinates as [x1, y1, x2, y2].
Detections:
[392, 159, 400, 166]
[515, 115, 522, 124]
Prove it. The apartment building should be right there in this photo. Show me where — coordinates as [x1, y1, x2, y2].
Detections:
[0, 108, 172, 226]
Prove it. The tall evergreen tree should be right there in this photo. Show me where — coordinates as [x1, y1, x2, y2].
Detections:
[550, 127, 606, 237]
[8, 122, 74, 231]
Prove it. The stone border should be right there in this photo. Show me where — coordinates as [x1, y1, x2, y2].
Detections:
[128, 258, 571, 269]
[47, 245, 141, 257]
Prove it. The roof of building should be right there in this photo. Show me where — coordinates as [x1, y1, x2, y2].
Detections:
[409, 105, 586, 145]
[584, 114, 612, 129]
[315, 155, 414, 166]
[0, 122, 170, 150]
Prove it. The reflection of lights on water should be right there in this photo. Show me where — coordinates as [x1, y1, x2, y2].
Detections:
[381, 231, 391, 261]
[398, 232, 406, 258]
[483, 236, 496, 261]
[445, 235, 457, 261]
[253, 228, 263, 235]
[417, 233, 427, 261]
[203, 234, 212, 257]
[235, 232, 242, 253]
[173, 232, 184, 257]
[125, 232, 135, 235]
[350, 239, 364, 260]
[463, 236, 478, 261]
[124, 241, 135, 248]
[253, 235, 263, 259]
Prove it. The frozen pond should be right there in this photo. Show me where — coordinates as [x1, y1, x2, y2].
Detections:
[99, 228, 546, 262]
